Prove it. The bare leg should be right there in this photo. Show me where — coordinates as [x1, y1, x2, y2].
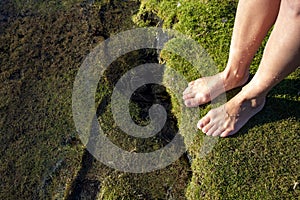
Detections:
[199, 0, 300, 137]
[183, 0, 281, 107]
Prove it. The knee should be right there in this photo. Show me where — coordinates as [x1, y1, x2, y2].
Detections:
[286, 0, 300, 17]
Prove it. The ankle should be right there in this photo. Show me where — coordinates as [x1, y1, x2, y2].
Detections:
[224, 49, 252, 82]
[240, 84, 267, 105]
[222, 68, 249, 88]
[243, 75, 273, 96]
[224, 68, 249, 80]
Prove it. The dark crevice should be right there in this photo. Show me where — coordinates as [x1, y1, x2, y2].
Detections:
[66, 150, 96, 200]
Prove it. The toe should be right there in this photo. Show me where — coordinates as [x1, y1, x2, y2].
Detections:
[201, 121, 214, 134]
[197, 117, 210, 129]
[183, 93, 195, 100]
[212, 128, 223, 137]
[197, 120, 203, 129]
[220, 130, 232, 137]
[184, 98, 200, 107]
[206, 125, 218, 136]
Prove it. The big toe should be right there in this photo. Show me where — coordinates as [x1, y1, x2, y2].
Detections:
[197, 116, 210, 129]
[184, 98, 201, 107]
[184, 94, 211, 107]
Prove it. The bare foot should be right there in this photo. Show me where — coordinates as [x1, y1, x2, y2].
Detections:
[183, 71, 249, 107]
[197, 87, 266, 137]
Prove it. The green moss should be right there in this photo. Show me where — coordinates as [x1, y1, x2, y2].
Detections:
[2, 0, 299, 198]
[134, 0, 300, 199]
[1, 0, 193, 199]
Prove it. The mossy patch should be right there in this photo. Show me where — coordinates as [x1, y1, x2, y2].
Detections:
[134, 0, 300, 199]
[1, 0, 192, 199]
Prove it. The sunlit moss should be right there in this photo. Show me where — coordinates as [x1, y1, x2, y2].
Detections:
[134, 0, 300, 199]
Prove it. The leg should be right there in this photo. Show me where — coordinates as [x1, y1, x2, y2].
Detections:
[199, 0, 300, 137]
[183, 0, 281, 107]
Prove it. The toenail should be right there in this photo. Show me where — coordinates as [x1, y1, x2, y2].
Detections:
[220, 132, 227, 137]
[197, 123, 202, 129]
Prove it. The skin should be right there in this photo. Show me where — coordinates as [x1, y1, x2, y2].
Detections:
[183, 0, 300, 137]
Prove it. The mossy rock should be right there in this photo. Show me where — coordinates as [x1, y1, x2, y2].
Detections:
[134, 0, 300, 199]
[1, 0, 193, 199]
